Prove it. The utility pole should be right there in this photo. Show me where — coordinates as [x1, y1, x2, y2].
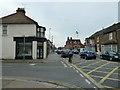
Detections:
[51, 35, 53, 44]
[23, 35, 25, 61]
[49, 28, 51, 40]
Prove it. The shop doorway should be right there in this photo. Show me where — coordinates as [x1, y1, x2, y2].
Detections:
[37, 46, 43, 59]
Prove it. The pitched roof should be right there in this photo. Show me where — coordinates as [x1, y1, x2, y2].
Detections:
[88, 22, 120, 39]
[103, 23, 120, 34]
[1, 8, 38, 25]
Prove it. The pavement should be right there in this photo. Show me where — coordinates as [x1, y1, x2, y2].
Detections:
[1, 52, 62, 63]
[2, 79, 65, 88]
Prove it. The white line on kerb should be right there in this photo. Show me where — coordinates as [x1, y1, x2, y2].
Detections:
[85, 79, 91, 84]
[80, 74, 84, 77]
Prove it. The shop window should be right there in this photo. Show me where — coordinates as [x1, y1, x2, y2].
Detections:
[16, 42, 32, 57]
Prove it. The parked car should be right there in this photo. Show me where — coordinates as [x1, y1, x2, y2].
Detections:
[100, 51, 120, 61]
[61, 50, 70, 58]
[56, 50, 62, 54]
[72, 49, 79, 54]
[80, 50, 96, 60]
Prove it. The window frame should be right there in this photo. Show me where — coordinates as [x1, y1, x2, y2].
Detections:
[2, 25, 8, 35]
[109, 33, 113, 40]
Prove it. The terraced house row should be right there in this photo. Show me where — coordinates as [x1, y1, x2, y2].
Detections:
[85, 22, 120, 54]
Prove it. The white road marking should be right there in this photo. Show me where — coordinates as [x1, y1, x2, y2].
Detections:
[61, 61, 67, 67]
[66, 62, 72, 67]
[63, 63, 67, 67]
[80, 74, 84, 77]
[73, 67, 76, 70]
[29, 64, 36, 66]
[76, 70, 79, 73]
[85, 79, 91, 84]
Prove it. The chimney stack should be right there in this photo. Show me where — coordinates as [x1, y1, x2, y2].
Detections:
[16, 8, 26, 14]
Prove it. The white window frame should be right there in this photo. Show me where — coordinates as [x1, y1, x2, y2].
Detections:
[109, 33, 113, 40]
[97, 37, 99, 42]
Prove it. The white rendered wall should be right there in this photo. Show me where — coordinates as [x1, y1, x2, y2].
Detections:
[2, 24, 36, 59]
[43, 41, 47, 59]
[32, 41, 37, 59]
[2, 36, 15, 59]
[0, 21, 2, 59]
[8, 24, 36, 37]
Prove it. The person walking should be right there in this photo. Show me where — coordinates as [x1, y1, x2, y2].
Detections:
[68, 49, 74, 63]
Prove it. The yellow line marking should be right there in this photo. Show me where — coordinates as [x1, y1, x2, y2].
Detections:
[99, 66, 120, 84]
[75, 61, 88, 65]
[90, 75, 120, 81]
[81, 67, 119, 74]
[90, 75, 104, 79]
[81, 69, 90, 71]
[87, 62, 111, 74]
[107, 78, 120, 81]
[88, 66, 118, 70]
[103, 85, 115, 89]
[93, 70, 109, 74]
[81, 61, 102, 69]
[71, 64, 104, 88]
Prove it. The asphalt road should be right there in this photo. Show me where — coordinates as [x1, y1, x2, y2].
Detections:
[2, 53, 99, 89]
[72, 54, 120, 89]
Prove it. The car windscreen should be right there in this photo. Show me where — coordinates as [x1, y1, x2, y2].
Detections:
[84, 51, 95, 53]
[109, 52, 117, 55]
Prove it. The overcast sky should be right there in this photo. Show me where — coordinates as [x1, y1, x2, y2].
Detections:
[0, 0, 118, 47]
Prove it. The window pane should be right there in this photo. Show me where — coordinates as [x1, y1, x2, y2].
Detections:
[17, 42, 32, 57]
[3, 30, 7, 35]
[41, 28, 44, 32]
[2, 25, 7, 35]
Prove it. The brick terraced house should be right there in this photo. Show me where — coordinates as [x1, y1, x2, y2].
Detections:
[85, 23, 120, 54]
[0, 8, 48, 60]
[64, 37, 84, 49]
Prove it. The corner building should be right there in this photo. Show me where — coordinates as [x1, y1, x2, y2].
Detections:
[1, 8, 48, 60]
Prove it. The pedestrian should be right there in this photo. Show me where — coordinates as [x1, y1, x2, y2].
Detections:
[68, 49, 74, 63]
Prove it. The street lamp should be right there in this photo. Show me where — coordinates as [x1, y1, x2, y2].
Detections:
[76, 31, 78, 39]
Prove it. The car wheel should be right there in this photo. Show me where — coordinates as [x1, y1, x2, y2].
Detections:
[110, 57, 113, 61]
[85, 56, 87, 60]
[100, 56, 102, 59]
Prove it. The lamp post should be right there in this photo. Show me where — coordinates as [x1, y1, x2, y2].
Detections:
[76, 31, 78, 39]
[49, 28, 51, 40]
[23, 35, 25, 61]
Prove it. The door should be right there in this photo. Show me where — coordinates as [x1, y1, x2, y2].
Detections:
[104, 51, 110, 60]
[37, 46, 43, 59]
